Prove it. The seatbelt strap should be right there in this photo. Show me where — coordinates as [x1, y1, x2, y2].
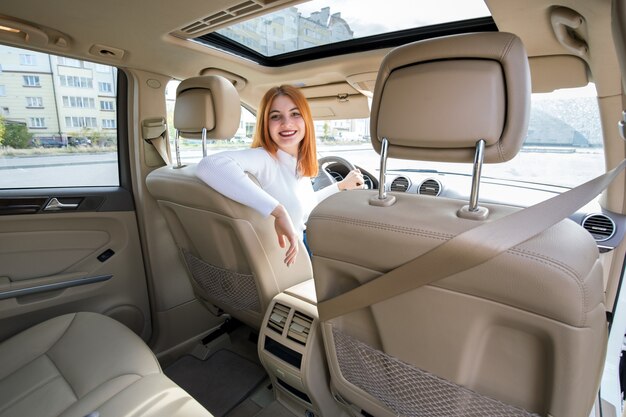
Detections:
[142, 117, 171, 165]
[146, 135, 171, 165]
[318, 159, 626, 322]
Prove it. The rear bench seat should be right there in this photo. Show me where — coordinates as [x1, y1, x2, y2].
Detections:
[0, 312, 213, 417]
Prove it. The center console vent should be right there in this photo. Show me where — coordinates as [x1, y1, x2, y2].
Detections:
[267, 302, 290, 334]
[287, 311, 313, 345]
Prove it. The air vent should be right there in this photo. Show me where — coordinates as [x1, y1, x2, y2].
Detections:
[390, 176, 410, 192]
[582, 214, 616, 242]
[267, 303, 290, 334]
[287, 311, 313, 345]
[418, 179, 442, 196]
[175, 0, 284, 37]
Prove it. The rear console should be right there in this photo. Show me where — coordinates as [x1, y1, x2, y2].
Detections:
[258, 280, 344, 417]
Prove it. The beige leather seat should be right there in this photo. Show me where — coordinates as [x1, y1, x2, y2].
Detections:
[146, 75, 313, 329]
[307, 33, 606, 417]
[0, 312, 212, 417]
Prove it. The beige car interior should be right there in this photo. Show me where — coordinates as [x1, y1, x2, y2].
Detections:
[145, 75, 314, 329]
[306, 32, 607, 417]
[1, 0, 626, 416]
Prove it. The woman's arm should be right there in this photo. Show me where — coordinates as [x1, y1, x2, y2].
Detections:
[196, 150, 298, 266]
[196, 150, 278, 217]
[271, 204, 299, 266]
[315, 168, 365, 202]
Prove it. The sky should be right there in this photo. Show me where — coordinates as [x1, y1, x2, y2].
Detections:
[295, 0, 491, 37]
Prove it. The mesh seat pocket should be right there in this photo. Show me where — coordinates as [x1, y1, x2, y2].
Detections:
[183, 251, 260, 312]
[332, 327, 541, 417]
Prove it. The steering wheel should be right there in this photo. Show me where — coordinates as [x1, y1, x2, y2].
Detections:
[312, 156, 356, 191]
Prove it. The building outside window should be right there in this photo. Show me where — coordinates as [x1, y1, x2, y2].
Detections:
[57, 57, 81, 67]
[60, 75, 92, 88]
[0, 85, 5, 96]
[62, 96, 95, 108]
[19, 54, 36, 65]
[98, 82, 113, 93]
[100, 100, 114, 111]
[65, 116, 97, 128]
[29, 117, 46, 128]
[102, 119, 116, 128]
[26, 97, 43, 108]
[23, 75, 40, 87]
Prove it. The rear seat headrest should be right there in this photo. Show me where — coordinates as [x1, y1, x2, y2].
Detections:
[174, 75, 241, 140]
[370, 32, 531, 163]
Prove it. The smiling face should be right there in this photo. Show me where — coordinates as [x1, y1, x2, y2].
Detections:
[267, 95, 306, 157]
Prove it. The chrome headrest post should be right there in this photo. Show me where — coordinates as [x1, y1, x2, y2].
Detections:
[174, 129, 184, 169]
[378, 137, 390, 200]
[201, 127, 208, 158]
[369, 137, 396, 207]
[469, 139, 486, 211]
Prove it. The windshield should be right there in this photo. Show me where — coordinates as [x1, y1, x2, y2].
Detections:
[316, 84, 604, 189]
[167, 80, 604, 190]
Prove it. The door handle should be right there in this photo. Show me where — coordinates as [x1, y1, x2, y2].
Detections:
[44, 197, 80, 211]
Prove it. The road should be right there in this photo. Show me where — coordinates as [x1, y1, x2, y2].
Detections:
[0, 152, 118, 188]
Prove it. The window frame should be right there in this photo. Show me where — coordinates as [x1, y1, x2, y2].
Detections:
[22, 75, 40, 87]
[65, 116, 98, 128]
[100, 100, 114, 111]
[98, 81, 113, 93]
[28, 117, 46, 128]
[19, 54, 36, 66]
[25, 96, 43, 108]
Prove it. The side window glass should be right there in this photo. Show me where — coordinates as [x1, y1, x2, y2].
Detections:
[0, 45, 119, 189]
[166, 79, 256, 164]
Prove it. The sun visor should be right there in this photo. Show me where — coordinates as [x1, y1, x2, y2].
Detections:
[302, 83, 370, 120]
[529, 55, 588, 93]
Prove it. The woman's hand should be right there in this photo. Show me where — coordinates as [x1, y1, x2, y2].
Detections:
[271, 204, 299, 266]
[338, 169, 366, 190]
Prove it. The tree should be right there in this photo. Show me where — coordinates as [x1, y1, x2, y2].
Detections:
[0, 116, 6, 143]
[323, 122, 330, 141]
[2, 123, 32, 149]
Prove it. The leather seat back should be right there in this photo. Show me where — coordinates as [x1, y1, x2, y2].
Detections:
[146, 76, 312, 328]
[307, 32, 606, 417]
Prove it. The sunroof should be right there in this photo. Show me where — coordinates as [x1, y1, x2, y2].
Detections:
[204, 0, 491, 60]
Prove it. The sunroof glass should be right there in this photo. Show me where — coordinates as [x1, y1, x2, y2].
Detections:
[213, 0, 491, 57]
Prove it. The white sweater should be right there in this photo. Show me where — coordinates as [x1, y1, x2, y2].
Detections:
[196, 148, 339, 236]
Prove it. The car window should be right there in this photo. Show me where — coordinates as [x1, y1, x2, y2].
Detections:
[166, 79, 256, 164]
[317, 84, 605, 189]
[0, 45, 119, 189]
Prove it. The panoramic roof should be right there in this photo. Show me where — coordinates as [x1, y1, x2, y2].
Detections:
[196, 0, 494, 66]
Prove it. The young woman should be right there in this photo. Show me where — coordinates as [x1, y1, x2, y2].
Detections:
[196, 85, 364, 266]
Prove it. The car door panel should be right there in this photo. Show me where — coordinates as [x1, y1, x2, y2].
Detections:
[0, 189, 151, 343]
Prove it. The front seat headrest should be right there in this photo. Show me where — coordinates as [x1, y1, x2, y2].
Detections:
[370, 32, 531, 163]
[174, 75, 241, 140]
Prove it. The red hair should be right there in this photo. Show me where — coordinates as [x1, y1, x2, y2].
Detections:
[252, 85, 318, 177]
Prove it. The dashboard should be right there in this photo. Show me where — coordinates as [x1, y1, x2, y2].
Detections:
[323, 162, 625, 252]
